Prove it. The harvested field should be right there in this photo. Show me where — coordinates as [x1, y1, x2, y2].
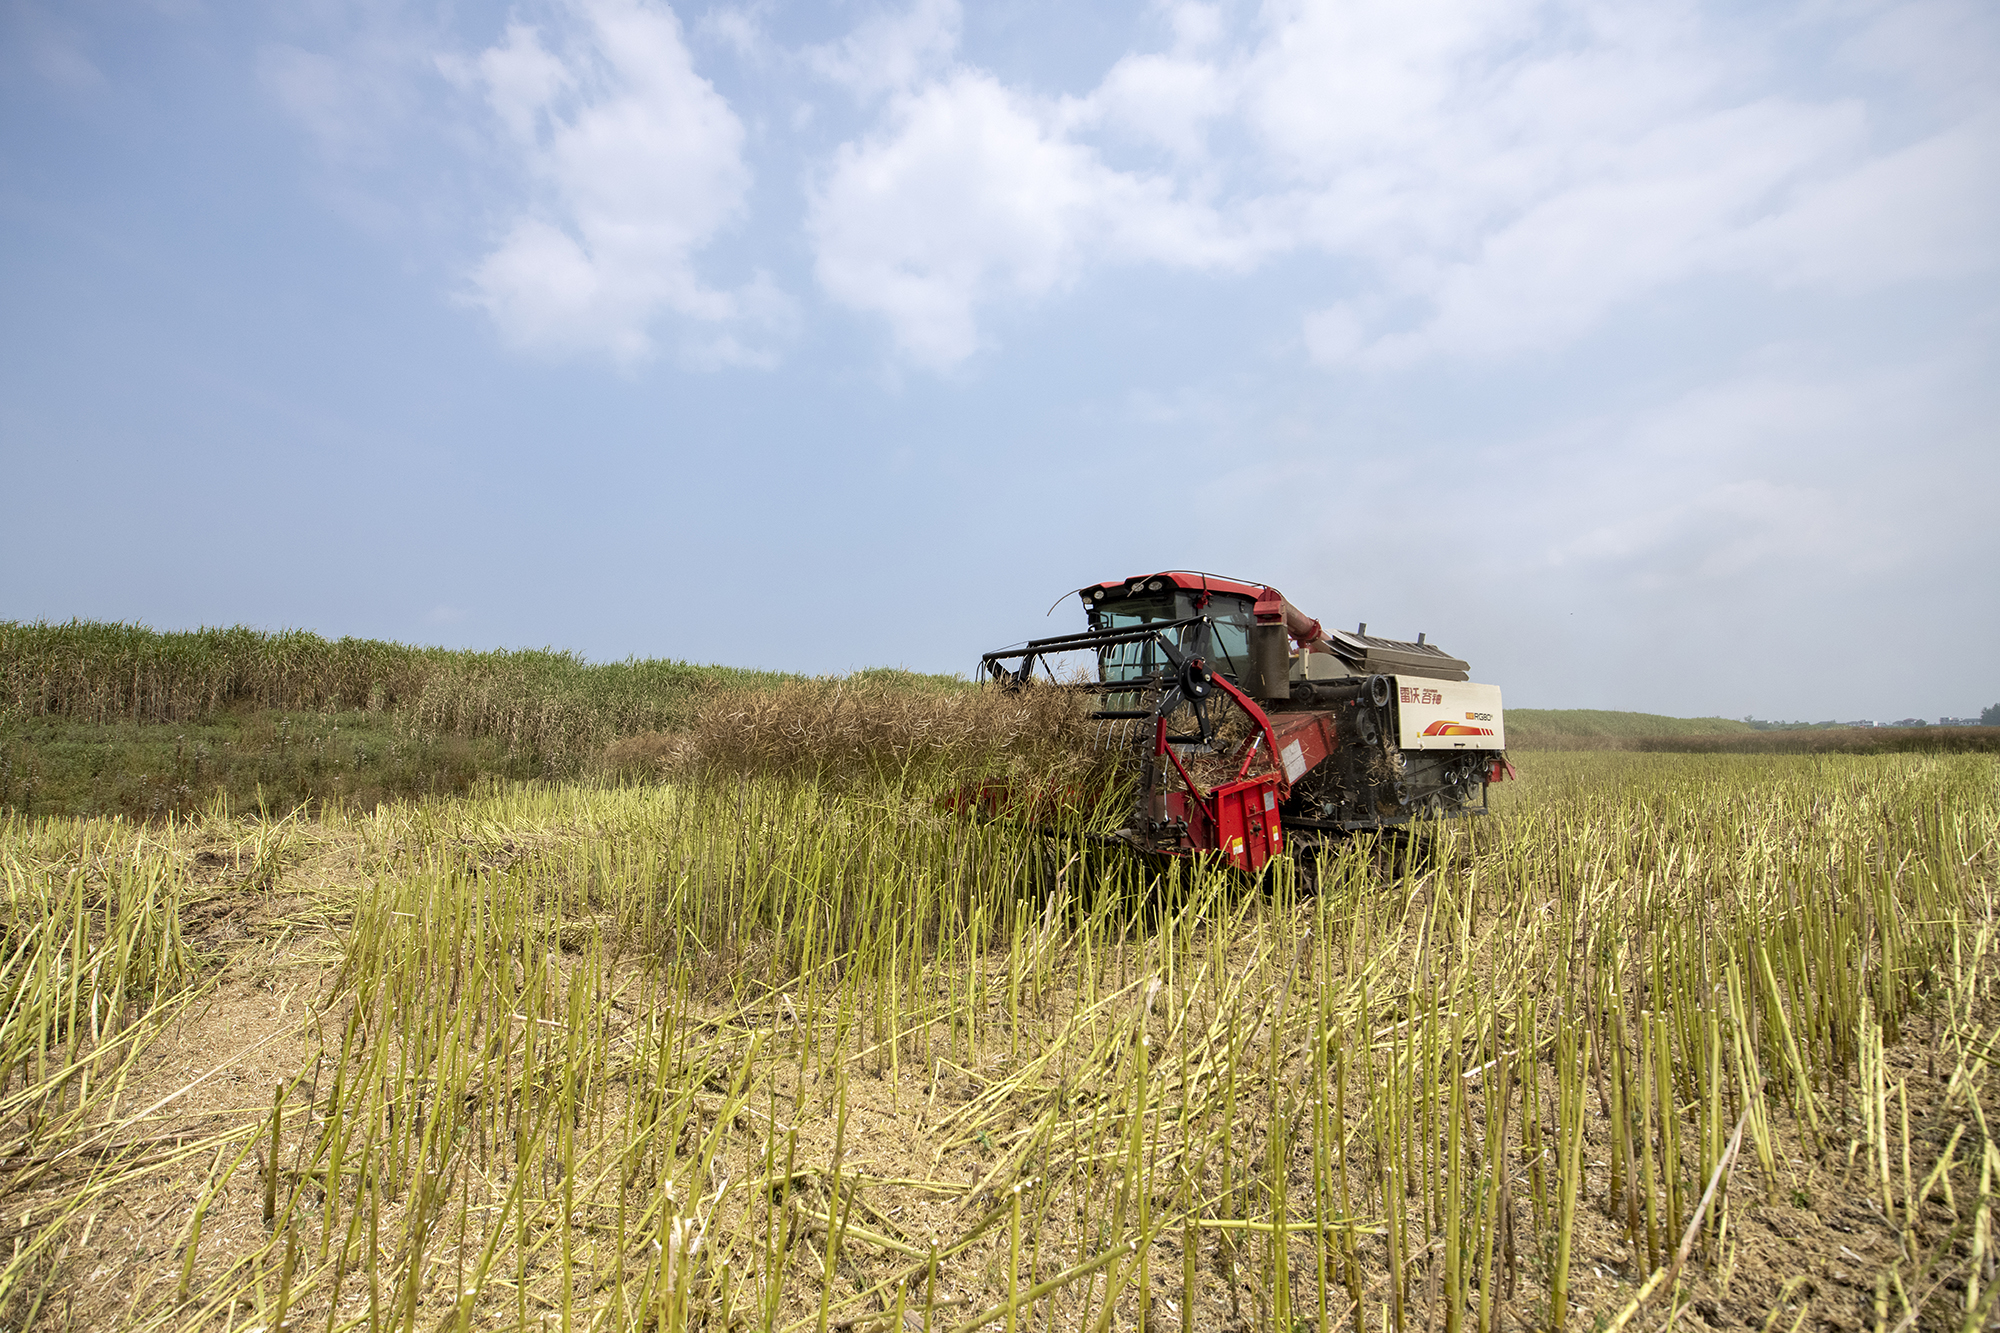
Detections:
[1512, 724, 2000, 757]
[1597, 726, 2000, 756]
[0, 751, 1992, 1332]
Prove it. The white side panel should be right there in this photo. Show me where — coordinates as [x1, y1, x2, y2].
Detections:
[1279, 740, 1309, 782]
[1394, 679, 1506, 750]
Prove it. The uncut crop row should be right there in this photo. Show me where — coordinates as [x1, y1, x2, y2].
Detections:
[0, 620, 801, 773]
[0, 751, 1991, 1331]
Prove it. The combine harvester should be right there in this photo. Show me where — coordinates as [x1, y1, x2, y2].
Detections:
[980, 571, 1511, 872]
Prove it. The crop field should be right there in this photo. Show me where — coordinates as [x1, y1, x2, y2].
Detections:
[0, 740, 1994, 1331]
[0, 621, 973, 818]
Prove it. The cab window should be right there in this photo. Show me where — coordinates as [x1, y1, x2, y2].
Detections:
[1087, 591, 1253, 684]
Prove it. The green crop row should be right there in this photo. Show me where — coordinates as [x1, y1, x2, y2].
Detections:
[0, 619, 809, 772]
[0, 623, 993, 815]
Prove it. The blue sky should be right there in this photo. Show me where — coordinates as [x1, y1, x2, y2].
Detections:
[2, 0, 1995, 720]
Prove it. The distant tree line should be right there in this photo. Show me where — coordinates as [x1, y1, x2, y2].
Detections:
[1744, 709, 2000, 730]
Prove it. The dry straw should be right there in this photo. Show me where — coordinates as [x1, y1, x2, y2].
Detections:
[0, 746, 1993, 1331]
[673, 676, 1112, 785]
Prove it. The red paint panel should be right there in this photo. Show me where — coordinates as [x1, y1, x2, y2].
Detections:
[1081, 571, 1271, 601]
[1265, 711, 1336, 788]
[1212, 774, 1284, 871]
[1166, 790, 1213, 851]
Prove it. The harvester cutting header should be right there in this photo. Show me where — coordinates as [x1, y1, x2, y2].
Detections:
[979, 571, 1509, 872]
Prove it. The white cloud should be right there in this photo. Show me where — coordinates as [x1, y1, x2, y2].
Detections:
[1528, 361, 1961, 590]
[257, 1, 459, 176]
[808, 69, 1259, 367]
[1080, 48, 1231, 162]
[260, 0, 1998, 375]
[1260, 2, 1878, 364]
[468, 20, 574, 142]
[1833, 0, 1999, 116]
[1162, 2, 1226, 52]
[1733, 108, 2000, 291]
[262, 43, 404, 162]
[1330, 97, 1872, 365]
[1255, 345, 1997, 715]
[698, 5, 770, 63]
[458, 0, 787, 365]
[806, 0, 960, 101]
[1266, 0, 1997, 366]
[809, 0, 2000, 370]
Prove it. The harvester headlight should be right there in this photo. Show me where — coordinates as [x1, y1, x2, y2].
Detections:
[1147, 580, 1162, 591]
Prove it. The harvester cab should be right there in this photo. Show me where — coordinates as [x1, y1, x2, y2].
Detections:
[980, 570, 1510, 872]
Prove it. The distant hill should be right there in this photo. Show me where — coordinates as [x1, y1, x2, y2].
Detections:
[1504, 708, 1998, 755]
[1506, 709, 1755, 747]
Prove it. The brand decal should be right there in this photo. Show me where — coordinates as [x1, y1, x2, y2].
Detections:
[1421, 721, 1496, 737]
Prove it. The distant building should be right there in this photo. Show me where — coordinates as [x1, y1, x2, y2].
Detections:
[1841, 720, 1877, 728]
[1891, 718, 1930, 728]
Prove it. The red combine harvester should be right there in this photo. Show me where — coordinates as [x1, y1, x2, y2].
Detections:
[979, 571, 1510, 872]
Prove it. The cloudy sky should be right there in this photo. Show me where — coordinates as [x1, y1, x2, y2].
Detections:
[2, 0, 1995, 720]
